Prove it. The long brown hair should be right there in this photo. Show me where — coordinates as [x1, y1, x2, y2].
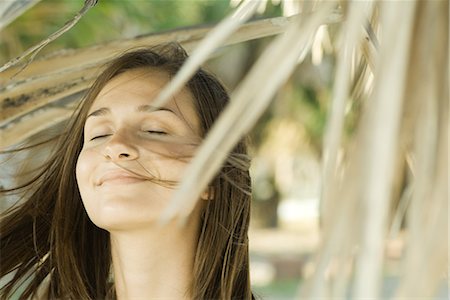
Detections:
[1, 43, 254, 299]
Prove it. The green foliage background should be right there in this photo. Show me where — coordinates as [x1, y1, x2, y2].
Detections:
[1, 0, 284, 61]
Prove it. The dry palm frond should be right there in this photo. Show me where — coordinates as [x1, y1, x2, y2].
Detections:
[1, 0, 448, 298]
[0, 0, 41, 30]
[1, 15, 316, 148]
[351, 1, 417, 297]
[392, 0, 448, 297]
[159, 1, 337, 224]
[0, 0, 98, 75]
[150, 0, 260, 111]
[299, 0, 447, 299]
[0, 0, 42, 30]
[0, 14, 305, 83]
[321, 1, 374, 233]
[307, 3, 375, 298]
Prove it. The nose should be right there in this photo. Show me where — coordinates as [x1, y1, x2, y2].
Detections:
[102, 132, 139, 161]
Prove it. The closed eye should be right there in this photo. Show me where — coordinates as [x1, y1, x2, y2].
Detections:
[147, 130, 167, 135]
[90, 134, 111, 141]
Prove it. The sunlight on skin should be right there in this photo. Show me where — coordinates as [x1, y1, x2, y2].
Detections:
[75, 69, 205, 299]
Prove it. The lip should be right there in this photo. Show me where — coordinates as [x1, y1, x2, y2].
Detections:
[97, 170, 146, 186]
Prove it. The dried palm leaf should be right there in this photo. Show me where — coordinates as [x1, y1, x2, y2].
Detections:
[321, 1, 374, 233]
[299, 0, 447, 299]
[159, 2, 337, 224]
[308, 3, 375, 298]
[350, 1, 417, 297]
[2, 1, 447, 299]
[150, 0, 260, 110]
[0, 0, 98, 74]
[0, 0, 42, 30]
[393, 0, 448, 297]
[1, 15, 311, 148]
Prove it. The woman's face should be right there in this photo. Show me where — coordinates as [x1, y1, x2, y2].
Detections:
[76, 69, 201, 231]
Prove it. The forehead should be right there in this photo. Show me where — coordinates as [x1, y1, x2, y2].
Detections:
[89, 69, 198, 123]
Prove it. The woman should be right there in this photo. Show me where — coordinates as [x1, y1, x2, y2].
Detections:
[1, 43, 254, 299]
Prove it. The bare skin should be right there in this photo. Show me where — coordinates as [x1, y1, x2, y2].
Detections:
[110, 217, 200, 299]
[76, 69, 204, 299]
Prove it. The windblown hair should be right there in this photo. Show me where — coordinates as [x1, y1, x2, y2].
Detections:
[0, 43, 254, 299]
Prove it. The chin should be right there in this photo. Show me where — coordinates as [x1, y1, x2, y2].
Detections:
[89, 211, 161, 232]
[82, 193, 167, 231]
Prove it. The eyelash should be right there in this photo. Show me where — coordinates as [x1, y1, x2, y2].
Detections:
[146, 130, 167, 135]
[90, 134, 110, 141]
[90, 130, 167, 141]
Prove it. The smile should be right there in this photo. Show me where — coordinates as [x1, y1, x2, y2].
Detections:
[98, 171, 147, 186]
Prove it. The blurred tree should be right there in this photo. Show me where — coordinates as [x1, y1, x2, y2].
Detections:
[0, 0, 286, 63]
[0, 0, 233, 62]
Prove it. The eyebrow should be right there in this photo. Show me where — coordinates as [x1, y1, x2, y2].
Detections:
[86, 105, 176, 119]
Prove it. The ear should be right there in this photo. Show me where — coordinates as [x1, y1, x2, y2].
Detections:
[200, 186, 214, 201]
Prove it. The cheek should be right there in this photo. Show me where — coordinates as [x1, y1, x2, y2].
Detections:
[144, 142, 197, 181]
[76, 149, 96, 192]
[145, 157, 189, 182]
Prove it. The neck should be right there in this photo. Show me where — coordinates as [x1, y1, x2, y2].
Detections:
[110, 218, 199, 300]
